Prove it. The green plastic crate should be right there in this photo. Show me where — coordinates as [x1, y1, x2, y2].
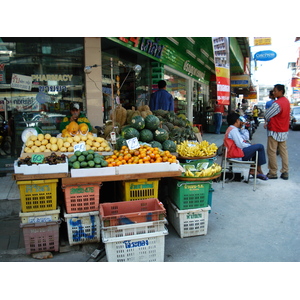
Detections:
[169, 179, 211, 210]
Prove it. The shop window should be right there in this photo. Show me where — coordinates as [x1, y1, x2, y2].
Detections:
[163, 70, 187, 115]
[0, 37, 84, 157]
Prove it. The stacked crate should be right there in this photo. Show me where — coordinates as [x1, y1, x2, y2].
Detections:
[17, 179, 61, 254]
[62, 182, 102, 246]
[118, 178, 160, 202]
[168, 159, 214, 238]
[99, 198, 168, 262]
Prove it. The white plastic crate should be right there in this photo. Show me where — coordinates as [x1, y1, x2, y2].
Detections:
[167, 201, 210, 238]
[19, 207, 61, 224]
[64, 210, 100, 246]
[101, 227, 168, 262]
[100, 219, 167, 239]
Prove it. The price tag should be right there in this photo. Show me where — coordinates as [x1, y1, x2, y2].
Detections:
[74, 142, 86, 152]
[31, 154, 44, 164]
[126, 137, 140, 150]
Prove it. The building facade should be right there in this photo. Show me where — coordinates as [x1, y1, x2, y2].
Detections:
[0, 37, 250, 166]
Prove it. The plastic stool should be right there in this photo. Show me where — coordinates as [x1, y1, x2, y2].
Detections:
[193, 124, 203, 134]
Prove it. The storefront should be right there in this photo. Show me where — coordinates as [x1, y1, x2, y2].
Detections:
[0, 37, 85, 165]
[102, 37, 215, 125]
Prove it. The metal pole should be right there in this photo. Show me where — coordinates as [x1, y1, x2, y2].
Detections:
[110, 57, 115, 127]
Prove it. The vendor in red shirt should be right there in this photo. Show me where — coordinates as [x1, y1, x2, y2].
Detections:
[213, 100, 225, 134]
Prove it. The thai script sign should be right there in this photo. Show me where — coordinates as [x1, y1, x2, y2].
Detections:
[254, 37, 272, 46]
[123, 239, 149, 248]
[11, 73, 32, 91]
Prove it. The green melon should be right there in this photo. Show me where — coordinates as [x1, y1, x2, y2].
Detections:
[121, 127, 140, 140]
[162, 140, 177, 152]
[116, 137, 128, 150]
[130, 115, 145, 130]
[144, 115, 160, 131]
[139, 129, 153, 143]
[150, 141, 163, 149]
[153, 128, 169, 143]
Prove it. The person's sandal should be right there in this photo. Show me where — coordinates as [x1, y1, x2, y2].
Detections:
[256, 173, 268, 180]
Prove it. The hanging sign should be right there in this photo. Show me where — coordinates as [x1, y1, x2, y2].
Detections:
[254, 37, 272, 46]
[254, 50, 277, 61]
[212, 37, 230, 105]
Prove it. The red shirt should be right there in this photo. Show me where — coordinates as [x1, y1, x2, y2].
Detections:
[214, 104, 225, 113]
[268, 96, 290, 132]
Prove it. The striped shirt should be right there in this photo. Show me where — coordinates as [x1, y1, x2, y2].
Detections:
[264, 102, 289, 142]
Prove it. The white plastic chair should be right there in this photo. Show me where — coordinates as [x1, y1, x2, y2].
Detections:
[221, 146, 258, 191]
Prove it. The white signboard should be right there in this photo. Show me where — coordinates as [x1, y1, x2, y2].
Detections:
[11, 73, 32, 91]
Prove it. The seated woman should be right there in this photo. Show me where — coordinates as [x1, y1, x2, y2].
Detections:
[224, 112, 268, 180]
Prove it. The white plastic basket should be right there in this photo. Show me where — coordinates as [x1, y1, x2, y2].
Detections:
[19, 207, 61, 224]
[64, 210, 100, 246]
[101, 227, 168, 262]
[167, 201, 210, 238]
[100, 219, 167, 239]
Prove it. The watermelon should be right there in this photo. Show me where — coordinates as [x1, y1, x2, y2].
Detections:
[130, 115, 145, 130]
[121, 127, 140, 140]
[153, 128, 169, 143]
[144, 115, 160, 131]
[150, 141, 163, 149]
[139, 129, 153, 143]
[116, 137, 128, 150]
[162, 140, 177, 152]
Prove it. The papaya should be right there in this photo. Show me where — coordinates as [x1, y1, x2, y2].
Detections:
[68, 121, 79, 135]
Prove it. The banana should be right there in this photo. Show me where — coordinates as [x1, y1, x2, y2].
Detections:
[177, 140, 218, 157]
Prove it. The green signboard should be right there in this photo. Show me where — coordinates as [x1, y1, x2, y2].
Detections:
[107, 37, 215, 84]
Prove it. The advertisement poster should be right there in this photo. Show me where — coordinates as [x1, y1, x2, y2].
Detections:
[212, 37, 230, 105]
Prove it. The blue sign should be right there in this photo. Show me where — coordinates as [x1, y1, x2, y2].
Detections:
[254, 50, 277, 61]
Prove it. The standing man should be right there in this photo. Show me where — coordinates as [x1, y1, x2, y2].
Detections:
[264, 84, 290, 180]
[265, 90, 276, 109]
[213, 100, 225, 134]
[149, 80, 174, 111]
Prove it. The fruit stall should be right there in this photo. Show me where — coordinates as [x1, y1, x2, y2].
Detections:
[12, 106, 222, 262]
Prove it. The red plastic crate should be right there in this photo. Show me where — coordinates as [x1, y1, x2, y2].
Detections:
[20, 221, 60, 255]
[62, 183, 101, 213]
[99, 198, 166, 227]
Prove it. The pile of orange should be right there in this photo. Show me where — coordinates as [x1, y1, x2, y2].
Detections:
[105, 145, 177, 167]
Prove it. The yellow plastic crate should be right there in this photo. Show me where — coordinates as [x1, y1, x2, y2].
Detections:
[17, 179, 58, 212]
[120, 178, 160, 201]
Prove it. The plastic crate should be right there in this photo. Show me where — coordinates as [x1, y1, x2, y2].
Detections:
[169, 179, 211, 210]
[119, 178, 159, 201]
[19, 207, 61, 224]
[101, 219, 167, 239]
[64, 210, 100, 246]
[17, 179, 58, 212]
[167, 201, 210, 238]
[20, 221, 60, 254]
[99, 198, 166, 227]
[102, 227, 168, 262]
[62, 183, 101, 213]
